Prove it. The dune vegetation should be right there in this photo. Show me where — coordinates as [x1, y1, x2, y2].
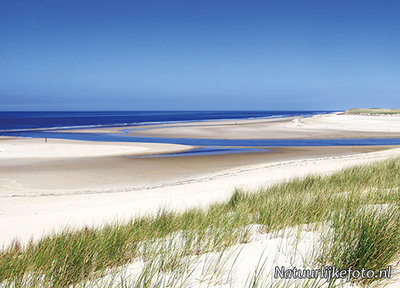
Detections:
[344, 108, 400, 115]
[1, 159, 399, 287]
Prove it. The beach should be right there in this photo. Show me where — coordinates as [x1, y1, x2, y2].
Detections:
[2, 0, 400, 285]
[65, 112, 400, 139]
[1, 112, 400, 287]
[1, 113, 400, 245]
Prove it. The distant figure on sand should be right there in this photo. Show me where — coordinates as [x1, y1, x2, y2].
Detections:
[45, 137, 47, 143]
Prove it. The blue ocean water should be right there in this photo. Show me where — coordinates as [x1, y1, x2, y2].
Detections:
[0, 111, 329, 132]
[2, 111, 400, 157]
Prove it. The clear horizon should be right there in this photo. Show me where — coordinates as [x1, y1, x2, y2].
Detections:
[1, 0, 399, 111]
[0, 109, 340, 112]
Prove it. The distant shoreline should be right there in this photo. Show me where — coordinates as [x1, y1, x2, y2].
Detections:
[3, 113, 400, 150]
[0, 110, 334, 134]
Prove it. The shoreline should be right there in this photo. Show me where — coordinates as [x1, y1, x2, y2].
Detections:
[0, 111, 332, 135]
[55, 112, 400, 140]
[1, 112, 400, 245]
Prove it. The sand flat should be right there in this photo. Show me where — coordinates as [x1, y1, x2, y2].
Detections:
[0, 137, 193, 158]
[1, 143, 400, 245]
[127, 113, 400, 139]
[0, 142, 390, 196]
[60, 113, 400, 139]
[1, 113, 400, 246]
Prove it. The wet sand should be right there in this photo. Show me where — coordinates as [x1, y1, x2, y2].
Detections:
[0, 139, 391, 196]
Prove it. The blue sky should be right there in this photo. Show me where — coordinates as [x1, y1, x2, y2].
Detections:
[1, 0, 399, 110]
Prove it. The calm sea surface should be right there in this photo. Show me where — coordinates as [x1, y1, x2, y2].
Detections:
[0, 111, 329, 132]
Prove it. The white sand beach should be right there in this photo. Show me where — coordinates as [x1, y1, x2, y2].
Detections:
[1, 113, 400, 246]
[1, 113, 400, 287]
[66, 112, 400, 139]
[0, 138, 193, 159]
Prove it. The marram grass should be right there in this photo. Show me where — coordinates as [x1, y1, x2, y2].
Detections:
[344, 108, 400, 115]
[1, 158, 399, 287]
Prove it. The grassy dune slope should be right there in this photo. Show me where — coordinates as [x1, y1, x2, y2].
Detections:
[1, 159, 400, 287]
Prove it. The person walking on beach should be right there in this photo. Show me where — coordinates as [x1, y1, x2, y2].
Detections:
[45, 137, 47, 143]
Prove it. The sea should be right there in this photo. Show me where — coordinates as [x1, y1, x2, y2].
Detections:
[0, 111, 329, 132]
[1, 111, 400, 157]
